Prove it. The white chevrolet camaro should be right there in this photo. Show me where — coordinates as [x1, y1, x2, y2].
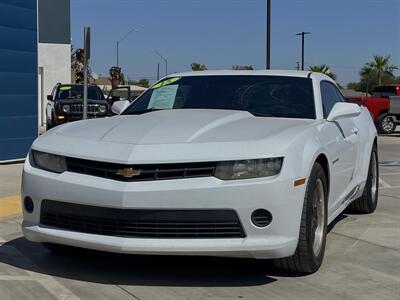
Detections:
[22, 70, 378, 274]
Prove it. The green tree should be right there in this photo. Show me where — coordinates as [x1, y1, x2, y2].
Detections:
[308, 65, 337, 81]
[347, 82, 361, 91]
[191, 63, 207, 71]
[232, 65, 254, 70]
[361, 55, 397, 86]
[128, 78, 150, 88]
[135, 79, 150, 88]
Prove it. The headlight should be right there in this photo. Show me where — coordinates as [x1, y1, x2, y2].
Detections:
[31, 150, 67, 173]
[98, 105, 107, 113]
[214, 157, 283, 180]
[62, 105, 70, 113]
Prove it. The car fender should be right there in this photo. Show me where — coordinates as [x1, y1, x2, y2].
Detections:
[354, 107, 378, 184]
[282, 125, 330, 198]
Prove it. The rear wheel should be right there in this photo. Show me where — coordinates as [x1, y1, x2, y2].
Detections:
[377, 113, 395, 134]
[347, 145, 379, 214]
[274, 162, 328, 274]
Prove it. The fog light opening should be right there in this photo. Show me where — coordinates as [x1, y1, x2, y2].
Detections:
[24, 197, 34, 213]
[251, 209, 272, 227]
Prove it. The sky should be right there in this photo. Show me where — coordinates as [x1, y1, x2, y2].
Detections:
[71, 0, 400, 85]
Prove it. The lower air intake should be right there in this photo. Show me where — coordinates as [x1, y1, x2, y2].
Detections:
[40, 200, 246, 239]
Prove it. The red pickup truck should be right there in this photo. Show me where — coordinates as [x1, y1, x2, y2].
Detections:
[347, 85, 400, 134]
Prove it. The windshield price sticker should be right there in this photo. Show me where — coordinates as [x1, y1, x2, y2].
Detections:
[148, 85, 178, 109]
[151, 77, 181, 89]
[59, 86, 72, 91]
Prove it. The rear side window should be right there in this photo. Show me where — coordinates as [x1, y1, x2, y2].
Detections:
[372, 86, 397, 98]
[320, 81, 343, 118]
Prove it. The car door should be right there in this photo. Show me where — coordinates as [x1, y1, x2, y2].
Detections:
[320, 81, 360, 213]
[46, 87, 56, 124]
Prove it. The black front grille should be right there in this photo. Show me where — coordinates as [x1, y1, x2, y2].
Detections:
[70, 104, 99, 114]
[66, 157, 216, 182]
[40, 200, 245, 239]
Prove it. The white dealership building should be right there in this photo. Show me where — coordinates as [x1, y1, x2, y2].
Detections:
[38, 0, 71, 127]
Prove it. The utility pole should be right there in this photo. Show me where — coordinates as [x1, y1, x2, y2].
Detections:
[83, 27, 91, 120]
[296, 32, 311, 71]
[266, 0, 271, 69]
[154, 50, 168, 76]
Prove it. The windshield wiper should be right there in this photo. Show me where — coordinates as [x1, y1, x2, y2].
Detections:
[125, 108, 164, 115]
[248, 111, 274, 117]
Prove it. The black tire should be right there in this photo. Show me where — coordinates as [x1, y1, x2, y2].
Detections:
[347, 145, 379, 214]
[45, 122, 52, 131]
[377, 113, 396, 134]
[274, 162, 328, 274]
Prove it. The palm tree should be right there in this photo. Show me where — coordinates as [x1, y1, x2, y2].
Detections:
[308, 65, 337, 81]
[361, 55, 397, 86]
[232, 65, 254, 70]
[191, 63, 207, 71]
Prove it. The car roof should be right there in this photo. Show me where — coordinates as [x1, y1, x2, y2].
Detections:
[58, 84, 99, 87]
[374, 84, 400, 87]
[171, 69, 313, 78]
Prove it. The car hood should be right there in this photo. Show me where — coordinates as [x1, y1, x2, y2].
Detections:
[33, 109, 318, 163]
[54, 109, 314, 144]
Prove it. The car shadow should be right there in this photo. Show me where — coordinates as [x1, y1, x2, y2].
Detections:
[328, 213, 348, 233]
[0, 237, 287, 287]
[0, 212, 351, 287]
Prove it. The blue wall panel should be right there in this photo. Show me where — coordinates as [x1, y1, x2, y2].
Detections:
[0, 0, 37, 161]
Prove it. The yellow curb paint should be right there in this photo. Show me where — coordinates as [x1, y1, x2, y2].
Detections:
[0, 195, 21, 217]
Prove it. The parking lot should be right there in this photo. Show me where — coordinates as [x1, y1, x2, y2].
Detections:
[0, 135, 399, 300]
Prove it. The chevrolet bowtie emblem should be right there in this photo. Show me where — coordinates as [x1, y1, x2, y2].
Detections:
[116, 168, 142, 178]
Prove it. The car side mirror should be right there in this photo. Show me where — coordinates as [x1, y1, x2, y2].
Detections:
[111, 100, 130, 115]
[327, 102, 361, 122]
[47, 95, 53, 101]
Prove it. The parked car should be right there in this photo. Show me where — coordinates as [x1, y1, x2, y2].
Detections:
[347, 85, 400, 134]
[46, 84, 110, 130]
[22, 70, 378, 274]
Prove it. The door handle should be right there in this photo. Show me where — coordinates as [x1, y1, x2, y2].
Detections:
[352, 127, 359, 135]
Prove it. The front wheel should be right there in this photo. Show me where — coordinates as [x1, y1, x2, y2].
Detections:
[273, 162, 328, 274]
[347, 145, 379, 214]
[377, 113, 396, 134]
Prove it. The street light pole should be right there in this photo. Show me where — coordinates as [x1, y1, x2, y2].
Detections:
[83, 27, 91, 120]
[266, 0, 271, 69]
[296, 31, 311, 71]
[116, 41, 119, 67]
[116, 27, 139, 67]
[153, 50, 168, 76]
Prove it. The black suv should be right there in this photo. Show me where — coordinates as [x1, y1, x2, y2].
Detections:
[46, 84, 110, 130]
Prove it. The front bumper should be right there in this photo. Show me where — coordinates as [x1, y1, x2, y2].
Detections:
[21, 158, 306, 259]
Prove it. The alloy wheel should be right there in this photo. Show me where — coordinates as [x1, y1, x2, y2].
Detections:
[311, 178, 325, 257]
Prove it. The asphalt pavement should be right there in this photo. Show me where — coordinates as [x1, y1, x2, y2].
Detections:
[0, 135, 399, 300]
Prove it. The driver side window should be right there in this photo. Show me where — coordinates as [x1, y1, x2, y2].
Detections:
[320, 81, 342, 118]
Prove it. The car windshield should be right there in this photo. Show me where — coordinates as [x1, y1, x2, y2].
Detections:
[122, 75, 315, 119]
[56, 85, 105, 100]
